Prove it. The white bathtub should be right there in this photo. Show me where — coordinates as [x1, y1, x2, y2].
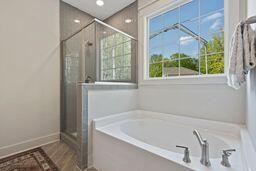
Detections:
[93, 110, 246, 171]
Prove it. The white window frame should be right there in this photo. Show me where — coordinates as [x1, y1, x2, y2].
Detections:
[138, 0, 244, 85]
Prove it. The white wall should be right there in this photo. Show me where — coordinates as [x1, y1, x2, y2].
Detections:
[88, 89, 138, 119]
[246, 0, 256, 149]
[137, 0, 246, 124]
[139, 84, 246, 124]
[88, 89, 138, 166]
[0, 0, 60, 158]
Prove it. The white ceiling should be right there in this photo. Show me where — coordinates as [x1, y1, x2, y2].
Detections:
[63, 0, 136, 20]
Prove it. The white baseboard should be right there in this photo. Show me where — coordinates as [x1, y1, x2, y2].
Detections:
[0, 132, 60, 159]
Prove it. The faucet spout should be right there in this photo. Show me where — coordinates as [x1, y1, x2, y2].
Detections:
[193, 129, 211, 167]
[193, 130, 205, 146]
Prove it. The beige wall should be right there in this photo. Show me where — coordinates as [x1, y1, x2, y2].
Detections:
[0, 0, 60, 158]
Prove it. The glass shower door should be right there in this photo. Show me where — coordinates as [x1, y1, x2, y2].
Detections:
[63, 31, 84, 139]
[62, 23, 96, 139]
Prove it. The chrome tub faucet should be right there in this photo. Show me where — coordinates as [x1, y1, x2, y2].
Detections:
[176, 145, 191, 163]
[193, 129, 211, 167]
[221, 149, 236, 167]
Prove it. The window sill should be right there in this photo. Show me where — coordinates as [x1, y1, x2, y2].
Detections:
[139, 74, 228, 86]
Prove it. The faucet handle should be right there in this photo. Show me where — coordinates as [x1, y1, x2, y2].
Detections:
[176, 145, 191, 163]
[176, 145, 188, 149]
[223, 149, 236, 156]
[221, 149, 236, 167]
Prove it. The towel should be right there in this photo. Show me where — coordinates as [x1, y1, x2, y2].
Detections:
[228, 23, 244, 89]
[243, 24, 256, 70]
[227, 22, 256, 89]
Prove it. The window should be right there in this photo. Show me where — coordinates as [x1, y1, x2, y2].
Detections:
[100, 33, 132, 81]
[147, 0, 224, 78]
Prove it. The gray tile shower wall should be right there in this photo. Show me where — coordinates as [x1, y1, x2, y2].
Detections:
[60, 1, 94, 41]
[104, 1, 138, 39]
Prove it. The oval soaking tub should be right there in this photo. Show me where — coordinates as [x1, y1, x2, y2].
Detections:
[93, 110, 245, 171]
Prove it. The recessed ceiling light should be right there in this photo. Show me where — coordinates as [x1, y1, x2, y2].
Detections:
[96, 0, 104, 6]
[74, 19, 80, 23]
[125, 18, 133, 23]
[103, 31, 107, 34]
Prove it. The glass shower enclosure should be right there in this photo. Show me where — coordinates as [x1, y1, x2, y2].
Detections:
[60, 19, 137, 169]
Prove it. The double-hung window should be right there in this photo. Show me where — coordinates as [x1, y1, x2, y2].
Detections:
[147, 0, 225, 79]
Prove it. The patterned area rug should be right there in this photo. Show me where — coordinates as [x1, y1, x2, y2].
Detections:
[0, 148, 59, 171]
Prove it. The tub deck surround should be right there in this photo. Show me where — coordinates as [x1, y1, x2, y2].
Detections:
[75, 82, 137, 169]
[93, 110, 246, 171]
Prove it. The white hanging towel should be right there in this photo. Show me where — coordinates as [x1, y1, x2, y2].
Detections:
[243, 24, 256, 70]
[227, 22, 256, 89]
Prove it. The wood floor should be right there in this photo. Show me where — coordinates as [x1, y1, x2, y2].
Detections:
[42, 141, 96, 171]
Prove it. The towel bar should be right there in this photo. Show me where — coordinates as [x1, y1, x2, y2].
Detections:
[245, 15, 256, 24]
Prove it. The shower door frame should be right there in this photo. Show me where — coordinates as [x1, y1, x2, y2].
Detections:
[60, 20, 97, 170]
